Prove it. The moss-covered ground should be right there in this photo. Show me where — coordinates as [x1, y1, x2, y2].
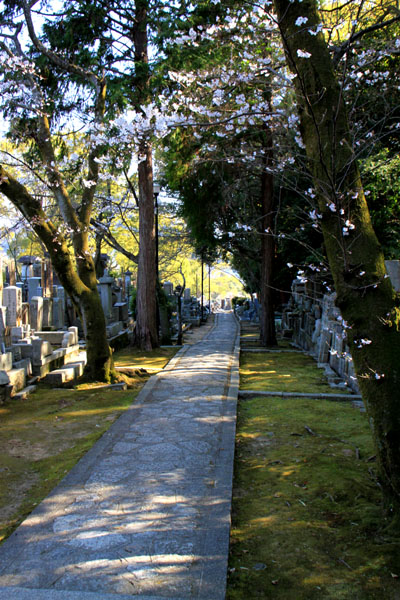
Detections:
[227, 325, 400, 599]
[0, 345, 177, 545]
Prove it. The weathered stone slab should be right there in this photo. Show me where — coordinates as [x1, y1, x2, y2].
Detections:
[13, 344, 33, 360]
[0, 371, 10, 385]
[35, 332, 65, 346]
[11, 326, 24, 344]
[13, 358, 32, 377]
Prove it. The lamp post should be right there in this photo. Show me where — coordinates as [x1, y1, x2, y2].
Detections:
[208, 264, 211, 313]
[153, 182, 161, 279]
[124, 269, 132, 309]
[174, 284, 183, 345]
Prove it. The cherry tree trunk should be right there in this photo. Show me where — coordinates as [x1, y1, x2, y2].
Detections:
[274, 0, 400, 521]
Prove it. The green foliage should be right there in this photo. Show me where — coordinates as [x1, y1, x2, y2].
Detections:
[361, 149, 400, 259]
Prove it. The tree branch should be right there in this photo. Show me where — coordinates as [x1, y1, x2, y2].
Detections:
[21, 0, 100, 86]
[333, 14, 400, 66]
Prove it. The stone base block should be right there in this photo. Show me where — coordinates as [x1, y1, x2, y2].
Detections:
[64, 361, 85, 378]
[44, 367, 76, 385]
[7, 368, 26, 395]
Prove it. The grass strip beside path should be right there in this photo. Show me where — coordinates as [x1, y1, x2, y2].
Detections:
[227, 327, 400, 599]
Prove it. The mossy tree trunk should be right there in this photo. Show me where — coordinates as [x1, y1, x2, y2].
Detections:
[274, 0, 400, 518]
[132, 0, 158, 350]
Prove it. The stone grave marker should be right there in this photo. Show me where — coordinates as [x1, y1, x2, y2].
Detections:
[27, 277, 42, 302]
[52, 297, 64, 329]
[3, 286, 22, 327]
[30, 296, 43, 331]
[42, 297, 53, 328]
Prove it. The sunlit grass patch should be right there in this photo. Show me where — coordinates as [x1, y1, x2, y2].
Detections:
[240, 351, 344, 394]
[113, 345, 177, 371]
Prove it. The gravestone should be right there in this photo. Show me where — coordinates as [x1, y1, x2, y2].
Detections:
[3, 286, 22, 327]
[98, 272, 114, 322]
[57, 286, 66, 311]
[52, 297, 64, 329]
[27, 277, 42, 302]
[114, 302, 129, 323]
[42, 297, 53, 329]
[163, 281, 173, 296]
[30, 296, 43, 331]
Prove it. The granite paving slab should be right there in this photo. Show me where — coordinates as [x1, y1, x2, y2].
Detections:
[0, 312, 240, 600]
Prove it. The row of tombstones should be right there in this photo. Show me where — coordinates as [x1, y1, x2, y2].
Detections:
[0, 285, 67, 349]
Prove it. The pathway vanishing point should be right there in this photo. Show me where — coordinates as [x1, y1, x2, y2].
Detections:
[0, 312, 240, 600]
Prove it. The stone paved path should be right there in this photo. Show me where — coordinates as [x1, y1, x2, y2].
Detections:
[0, 312, 239, 600]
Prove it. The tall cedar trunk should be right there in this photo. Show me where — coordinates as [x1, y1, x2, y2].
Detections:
[133, 0, 158, 350]
[260, 125, 277, 346]
[0, 167, 115, 382]
[274, 0, 400, 519]
[136, 143, 158, 349]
